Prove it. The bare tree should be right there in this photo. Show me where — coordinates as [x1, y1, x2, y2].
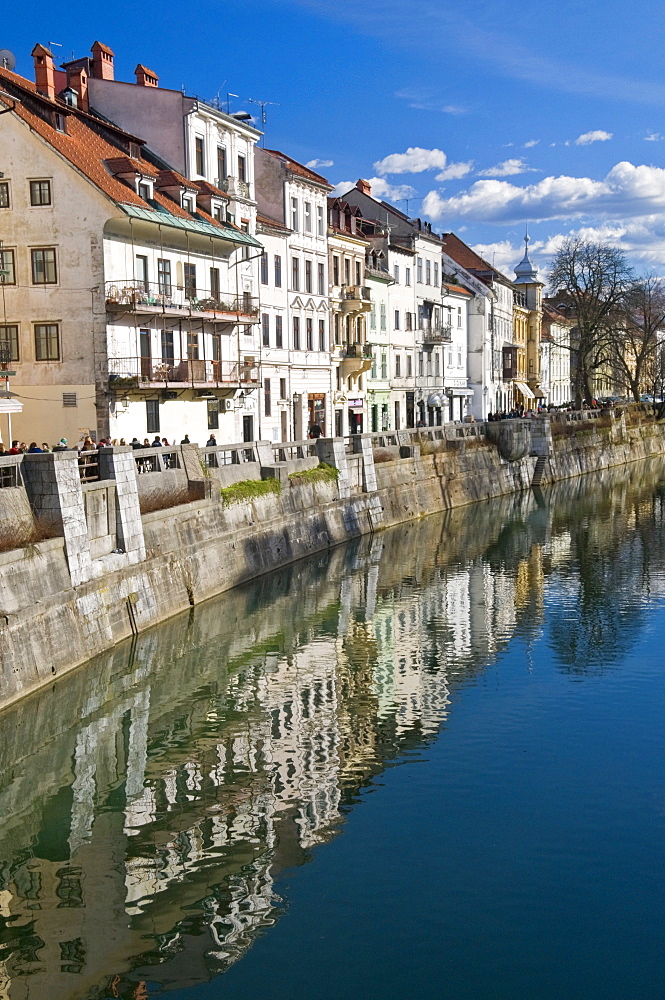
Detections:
[609, 274, 665, 402]
[548, 238, 633, 407]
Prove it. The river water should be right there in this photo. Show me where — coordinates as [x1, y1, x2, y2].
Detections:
[1, 460, 665, 1000]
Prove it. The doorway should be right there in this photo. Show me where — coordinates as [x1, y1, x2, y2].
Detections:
[243, 415, 254, 442]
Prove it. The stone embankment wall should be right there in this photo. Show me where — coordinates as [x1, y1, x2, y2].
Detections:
[1, 409, 664, 711]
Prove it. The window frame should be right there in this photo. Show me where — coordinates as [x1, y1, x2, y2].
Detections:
[29, 179, 52, 206]
[0, 181, 10, 209]
[0, 248, 16, 285]
[146, 399, 160, 434]
[34, 322, 60, 361]
[274, 254, 282, 287]
[0, 324, 19, 362]
[31, 247, 57, 285]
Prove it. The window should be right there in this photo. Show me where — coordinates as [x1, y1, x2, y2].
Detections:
[31, 248, 57, 284]
[406, 353, 412, 377]
[136, 254, 148, 291]
[146, 399, 160, 434]
[213, 204, 223, 222]
[419, 352, 424, 376]
[30, 180, 51, 206]
[280, 377, 287, 399]
[182, 196, 194, 213]
[380, 302, 386, 331]
[261, 252, 269, 285]
[276, 315, 283, 347]
[207, 398, 219, 430]
[293, 316, 301, 350]
[435, 352, 440, 376]
[195, 137, 205, 176]
[344, 259, 350, 285]
[0, 249, 15, 285]
[304, 202, 312, 232]
[184, 263, 196, 299]
[355, 260, 361, 285]
[262, 312, 270, 346]
[187, 332, 199, 360]
[394, 309, 400, 330]
[157, 258, 171, 295]
[395, 354, 401, 377]
[458, 307, 462, 327]
[426, 260, 431, 284]
[406, 267, 411, 286]
[381, 354, 387, 378]
[333, 256, 340, 285]
[319, 319, 326, 351]
[306, 317, 313, 351]
[317, 205, 324, 236]
[292, 256, 300, 290]
[405, 312, 413, 331]
[217, 146, 227, 182]
[0, 325, 19, 362]
[291, 197, 298, 230]
[0, 181, 10, 208]
[264, 377, 272, 416]
[393, 265, 399, 283]
[54, 113, 66, 133]
[274, 254, 282, 287]
[417, 257, 423, 283]
[161, 330, 174, 363]
[210, 267, 220, 301]
[317, 262, 325, 295]
[238, 154, 246, 182]
[370, 306, 376, 330]
[305, 259, 312, 293]
[434, 262, 439, 285]
[34, 323, 59, 361]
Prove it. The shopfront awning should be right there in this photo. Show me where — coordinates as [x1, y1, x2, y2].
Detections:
[514, 381, 535, 399]
[427, 393, 444, 407]
[0, 399, 23, 413]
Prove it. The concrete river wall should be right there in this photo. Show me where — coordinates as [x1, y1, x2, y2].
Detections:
[1, 407, 664, 711]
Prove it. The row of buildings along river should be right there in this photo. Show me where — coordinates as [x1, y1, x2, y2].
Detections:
[1, 461, 665, 999]
[0, 38, 574, 448]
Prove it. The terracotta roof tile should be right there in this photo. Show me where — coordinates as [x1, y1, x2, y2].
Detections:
[442, 233, 505, 285]
[263, 148, 332, 187]
[195, 179, 230, 200]
[257, 212, 291, 231]
[444, 283, 472, 296]
[156, 168, 198, 191]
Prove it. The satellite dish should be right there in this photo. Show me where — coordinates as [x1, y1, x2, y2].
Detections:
[0, 50, 16, 71]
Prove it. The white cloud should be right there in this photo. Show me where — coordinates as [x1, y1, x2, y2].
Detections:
[477, 158, 538, 177]
[524, 139, 539, 148]
[394, 90, 468, 114]
[644, 131, 664, 142]
[435, 161, 474, 181]
[331, 177, 417, 202]
[421, 161, 665, 226]
[305, 158, 334, 169]
[441, 105, 467, 115]
[373, 147, 447, 175]
[575, 130, 613, 145]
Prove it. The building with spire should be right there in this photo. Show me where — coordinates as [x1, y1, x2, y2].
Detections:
[512, 234, 543, 408]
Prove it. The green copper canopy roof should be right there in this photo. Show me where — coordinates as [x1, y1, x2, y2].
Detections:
[119, 204, 262, 248]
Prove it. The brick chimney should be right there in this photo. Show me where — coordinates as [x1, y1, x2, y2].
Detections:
[356, 178, 372, 196]
[91, 41, 115, 81]
[32, 44, 56, 100]
[135, 64, 159, 87]
[65, 64, 89, 111]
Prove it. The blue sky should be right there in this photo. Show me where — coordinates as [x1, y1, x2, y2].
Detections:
[4, 0, 665, 277]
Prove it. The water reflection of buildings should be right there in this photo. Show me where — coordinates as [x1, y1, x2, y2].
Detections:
[2, 460, 665, 1000]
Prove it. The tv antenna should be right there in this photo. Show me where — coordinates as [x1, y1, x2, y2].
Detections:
[0, 49, 16, 71]
[248, 97, 279, 144]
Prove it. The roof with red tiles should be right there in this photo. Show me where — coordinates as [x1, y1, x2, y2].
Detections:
[105, 155, 159, 177]
[156, 169, 198, 192]
[195, 179, 230, 200]
[0, 64, 226, 228]
[135, 64, 158, 78]
[263, 149, 332, 187]
[444, 283, 472, 297]
[442, 233, 509, 285]
[256, 212, 291, 232]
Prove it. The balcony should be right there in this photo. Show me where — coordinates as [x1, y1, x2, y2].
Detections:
[340, 285, 372, 313]
[105, 280, 259, 323]
[344, 342, 373, 359]
[215, 177, 251, 199]
[419, 324, 452, 344]
[108, 356, 260, 389]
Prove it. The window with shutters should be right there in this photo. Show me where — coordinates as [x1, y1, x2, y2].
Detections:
[34, 323, 59, 361]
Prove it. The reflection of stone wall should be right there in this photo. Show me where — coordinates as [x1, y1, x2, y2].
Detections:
[2, 461, 665, 999]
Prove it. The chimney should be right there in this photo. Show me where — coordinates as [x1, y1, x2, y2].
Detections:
[91, 41, 114, 81]
[32, 44, 56, 100]
[356, 178, 372, 196]
[65, 65, 88, 110]
[135, 64, 159, 87]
